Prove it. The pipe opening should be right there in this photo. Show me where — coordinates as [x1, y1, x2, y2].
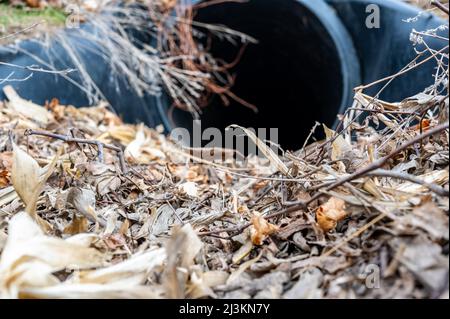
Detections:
[171, 0, 348, 151]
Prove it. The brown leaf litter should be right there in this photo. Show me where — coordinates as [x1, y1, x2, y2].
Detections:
[0, 6, 449, 297]
[0, 79, 448, 298]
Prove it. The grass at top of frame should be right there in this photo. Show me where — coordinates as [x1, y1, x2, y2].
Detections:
[0, 3, 67, 34]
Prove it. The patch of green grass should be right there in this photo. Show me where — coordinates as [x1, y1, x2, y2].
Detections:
[0, 4, 67, 32]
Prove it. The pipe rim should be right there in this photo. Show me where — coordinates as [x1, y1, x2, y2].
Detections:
[298, 0, 361, 127]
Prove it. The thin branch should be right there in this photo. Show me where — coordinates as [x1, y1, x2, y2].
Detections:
[432, 0, 450, 15]
[367, 169, 449, 197]
[24, 129, 128, 174]
[0, 22, 41, 41]
[0, 61, 76, 75]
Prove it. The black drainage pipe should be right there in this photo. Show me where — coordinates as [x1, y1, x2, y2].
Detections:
[165, 0, 361, 151]
[0, 0, 447, 150]
[163, 0, 447, 150]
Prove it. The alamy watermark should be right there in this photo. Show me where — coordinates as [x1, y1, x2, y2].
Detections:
[65, 4, 81, 29]
[170, 120, 280, 164]
[62, 4, 382, 30]
[366, 4, 381, 29]
[359, 264, 381, 289]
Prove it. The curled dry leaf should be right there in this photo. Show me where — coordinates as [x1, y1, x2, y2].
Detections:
[63, 215, 89, 235]
[67, 187, 101, 225]
[124, 124, 165, 164]
[179, 181, 199, 197]
[323, 124, 352, 161]
[0, 170, 9, 188]
[316, 197, 348, 232]
[125, 124, 146, 162]
[250, 213, 279, 246]
[11, 143, 40, 207]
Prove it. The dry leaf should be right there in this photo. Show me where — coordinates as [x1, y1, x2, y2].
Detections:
[82, 0, 100, 11]
[186, 271, 216, 299]
[0, 151, 13, 170]
[179, 224, 203, 267]
[125, 124, 146, 162]
[164, 224, 203, 298]
[3, 86, 51, 125]
[401, 201, 449, 240]
[19, 248, 166, 299]
[250, 213, 279, 245]
[20, 284, 163, 299]
[67, 188, 99, 224]
[76, 248, 166, 285]
[323, 124, 352, 161]
[0, 186, 18, 207]
[160, 0, 177, 11]
[227, 250, 263, 284]
[96, 175, 121, 196]
[283, 268, 323, 299]
[179, 182, 199, 197]
[107, 126, 135, 144]
[397, 170, 449, 194]
[119, 219, 130, 236]
[0, 212, 106, 298]
[25, 0, 41, 8]
[11, 143, 40, 207]
[316, 197, 347, 232]
[232, 239, 254, 264]
[0, 170, 9, 188]
[64, 215, 89, 235]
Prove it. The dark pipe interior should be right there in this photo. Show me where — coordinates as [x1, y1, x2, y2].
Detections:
[172, 0, 344, 151]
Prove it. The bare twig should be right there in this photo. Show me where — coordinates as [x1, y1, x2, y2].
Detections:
[0, 61, 76, 76]
[0, 22, 42, 41]
[432, 0, 450, 15]
[24, 129, 128, 173]
[367, 169, 449, 197]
